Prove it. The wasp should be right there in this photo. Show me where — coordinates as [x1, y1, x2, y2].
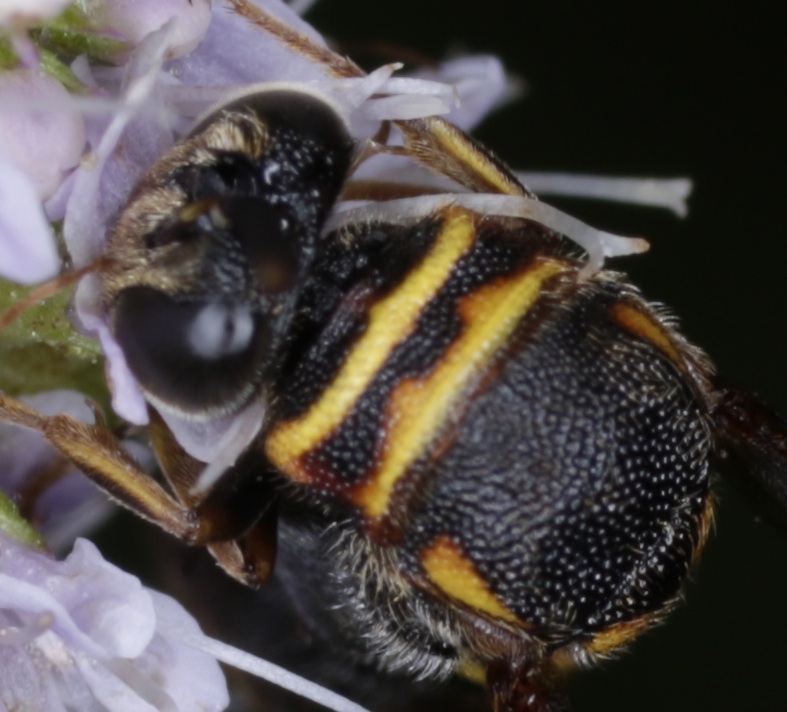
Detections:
[2, 5, 787, 712]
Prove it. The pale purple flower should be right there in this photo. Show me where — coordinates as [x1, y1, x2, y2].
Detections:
[0, 522, 372, 712]
[0, 0, 69, 68]
[0, 143, 60, 283]
[0, 0, 69, 29]
[0, 69, 86, 201]
[86, 0, 213, 60]
[0, 68, 83, 285]
[412, 55, 522, 132]
[0, 66, 83, 283]
[0, 67, 79, 283]
[0, 529, 229, 712]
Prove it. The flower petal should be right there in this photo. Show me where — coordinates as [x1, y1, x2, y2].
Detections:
[0, 536, 155, 658]
[168, 0, 329, 87]
[412, 55, 521, 130]
[0, 69, 86, 201]
[0, 146, 60, 284]
[64, 25, 178, 424]
[90, 0, 212, 59]
[142, 591, 230, 712]
[63, 22, 177, 268]
[162, 399, 266, 491]
[0, 0, 69, 29]
[0, 532, 229, 712]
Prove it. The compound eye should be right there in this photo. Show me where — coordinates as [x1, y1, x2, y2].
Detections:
[113, 287, 269, 418]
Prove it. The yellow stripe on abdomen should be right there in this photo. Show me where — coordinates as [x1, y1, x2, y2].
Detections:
[266, 207, 477, 479]
[610, 302, 684, 367]
[353, 259, 566, 520]
[421, 534, 521, 623]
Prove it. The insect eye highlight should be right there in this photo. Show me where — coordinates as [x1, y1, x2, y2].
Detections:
[187, 302, 255, 360]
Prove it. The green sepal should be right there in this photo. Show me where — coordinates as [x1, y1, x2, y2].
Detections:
[35, 5, 130, 64]
[0, 277, 108, 408]
[0, 490, 46, 550]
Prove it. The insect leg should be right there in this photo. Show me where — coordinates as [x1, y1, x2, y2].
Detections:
[149, 414, 278, 586]
[486, 658, 568, 712]
[0, 393, 202, 540]
[1, 393, 279, 585]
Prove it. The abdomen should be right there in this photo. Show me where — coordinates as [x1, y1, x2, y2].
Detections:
[265, 206, 715, 672]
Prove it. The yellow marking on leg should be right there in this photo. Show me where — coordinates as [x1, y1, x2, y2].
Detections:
[457, 659, 488, 685]
[354, 259, 566, 519]
[400, 116, 526, 196]
[584, 614, 659, 656]
[692, 496, 715, 567]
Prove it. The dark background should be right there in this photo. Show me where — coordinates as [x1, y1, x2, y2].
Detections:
[307, 2, 787, 711]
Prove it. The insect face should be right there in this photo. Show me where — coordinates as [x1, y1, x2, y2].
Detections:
[102, 88, 354, 420]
